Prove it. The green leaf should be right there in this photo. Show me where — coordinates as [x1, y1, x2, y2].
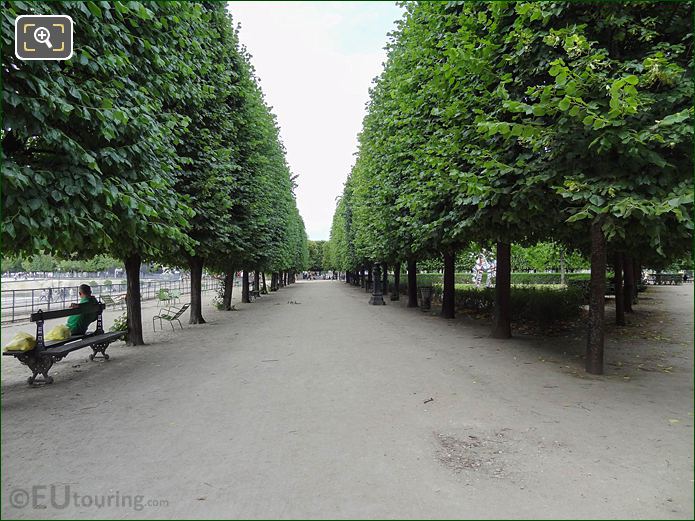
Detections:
[87, 1, 102, 18]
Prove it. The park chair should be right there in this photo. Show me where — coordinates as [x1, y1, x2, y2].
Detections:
[101, 294, 125, 310]
[157, 288, 172, 307]
[153, 303, 190, 331]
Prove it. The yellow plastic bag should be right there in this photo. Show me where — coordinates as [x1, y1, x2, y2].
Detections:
[45, 324, 71, 341]
[3, 332, 37, 352]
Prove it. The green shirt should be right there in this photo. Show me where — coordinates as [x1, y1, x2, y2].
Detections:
[66, 296, 98, 335]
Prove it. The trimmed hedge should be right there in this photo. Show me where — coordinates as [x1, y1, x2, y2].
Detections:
[431, 284, 584, 324]
[390, 272, 591, 287]
[509, 272, 590, 284]
[386, 271, 643, 319]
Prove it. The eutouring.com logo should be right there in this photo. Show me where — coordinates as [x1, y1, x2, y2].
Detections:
[9, 485, 169, 511]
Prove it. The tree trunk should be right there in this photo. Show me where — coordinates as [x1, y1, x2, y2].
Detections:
[614, 252, 625, 326]
[360, 268, 365, 288]
[262, 272, 267, 294]
[366, 265, 373, 292]
[188, 256, 206, 324]
[407, 259, 418, 308]
[382, 263, 389, 295]
[586, 220, 606, 375]
[253, 270, 260, 293]
[560, 249, 566, 285]
[222, 271, 234, 310]
[242, 270, 250, 303]
[124, 253, 145, 345]
[491, 242, 511, 338]
[442, 250, 456, 319]
[632, 258, 640, 304]
[623, 255, 634, 313]
[392, 262, 401, 301]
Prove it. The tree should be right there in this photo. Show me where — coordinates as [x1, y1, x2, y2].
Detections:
[307, 241, 325, 271]
[4, 2, 308, 341]
[327, 1, 692, 373]
[483, 2, 693, 370]
[162, 3, 245, 324]
[3, 1, 204, 344]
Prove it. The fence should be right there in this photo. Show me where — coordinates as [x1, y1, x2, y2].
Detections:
[1, 276, 218, 324]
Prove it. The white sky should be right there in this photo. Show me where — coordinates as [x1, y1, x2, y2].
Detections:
[227, 1, 403, 240]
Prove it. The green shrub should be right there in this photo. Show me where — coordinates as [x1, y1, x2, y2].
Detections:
[429, 284, 583, 324]
[393, 272, 592, 287]
[109, 312, 128, 342]
[390, 271, 613, 310]
[509, 272, 591, 284]
[511, 286, 584, 324]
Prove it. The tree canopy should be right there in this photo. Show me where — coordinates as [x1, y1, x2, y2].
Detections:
[326, 1, 692, 372]
[3, 0, 308, 339]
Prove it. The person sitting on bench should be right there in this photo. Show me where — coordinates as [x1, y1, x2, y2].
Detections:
[67, 284, 99, 336]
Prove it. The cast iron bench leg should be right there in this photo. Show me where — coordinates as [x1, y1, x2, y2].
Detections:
[19, 353, 55, 385]
[89, 342, 111, 361]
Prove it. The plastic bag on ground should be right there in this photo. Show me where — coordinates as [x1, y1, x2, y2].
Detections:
[46, 324, 71, 341]
[3, 332, 37, 352]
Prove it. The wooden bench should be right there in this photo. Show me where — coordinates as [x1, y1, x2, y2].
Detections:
[646, 273, 682, 285]
[2, 303, 125, 385]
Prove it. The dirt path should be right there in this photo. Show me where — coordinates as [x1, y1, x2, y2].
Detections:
[1, 281, 692, 519]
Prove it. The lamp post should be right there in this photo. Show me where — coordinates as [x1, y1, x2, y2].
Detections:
[369, 263, 385, 305]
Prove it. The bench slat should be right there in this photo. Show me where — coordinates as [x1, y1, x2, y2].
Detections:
[39, 331, 125, 357]
[3, 332, 125, 358]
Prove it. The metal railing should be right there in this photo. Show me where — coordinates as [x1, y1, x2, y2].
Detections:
[1, 276, 218, 324]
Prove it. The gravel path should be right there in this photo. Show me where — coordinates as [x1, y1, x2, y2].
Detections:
[1, 281, 692, 519]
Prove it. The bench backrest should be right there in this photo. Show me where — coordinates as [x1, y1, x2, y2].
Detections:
[31, 302, 106, 352]
[30, 302, 104, 322]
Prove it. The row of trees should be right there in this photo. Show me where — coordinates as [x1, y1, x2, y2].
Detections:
[2, 254, 122, 274]
[324, 2, 692, 373]
[3, 1, 308, 343]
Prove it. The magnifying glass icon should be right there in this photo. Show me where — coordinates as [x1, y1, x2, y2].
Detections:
[34, 26, 52, 49]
